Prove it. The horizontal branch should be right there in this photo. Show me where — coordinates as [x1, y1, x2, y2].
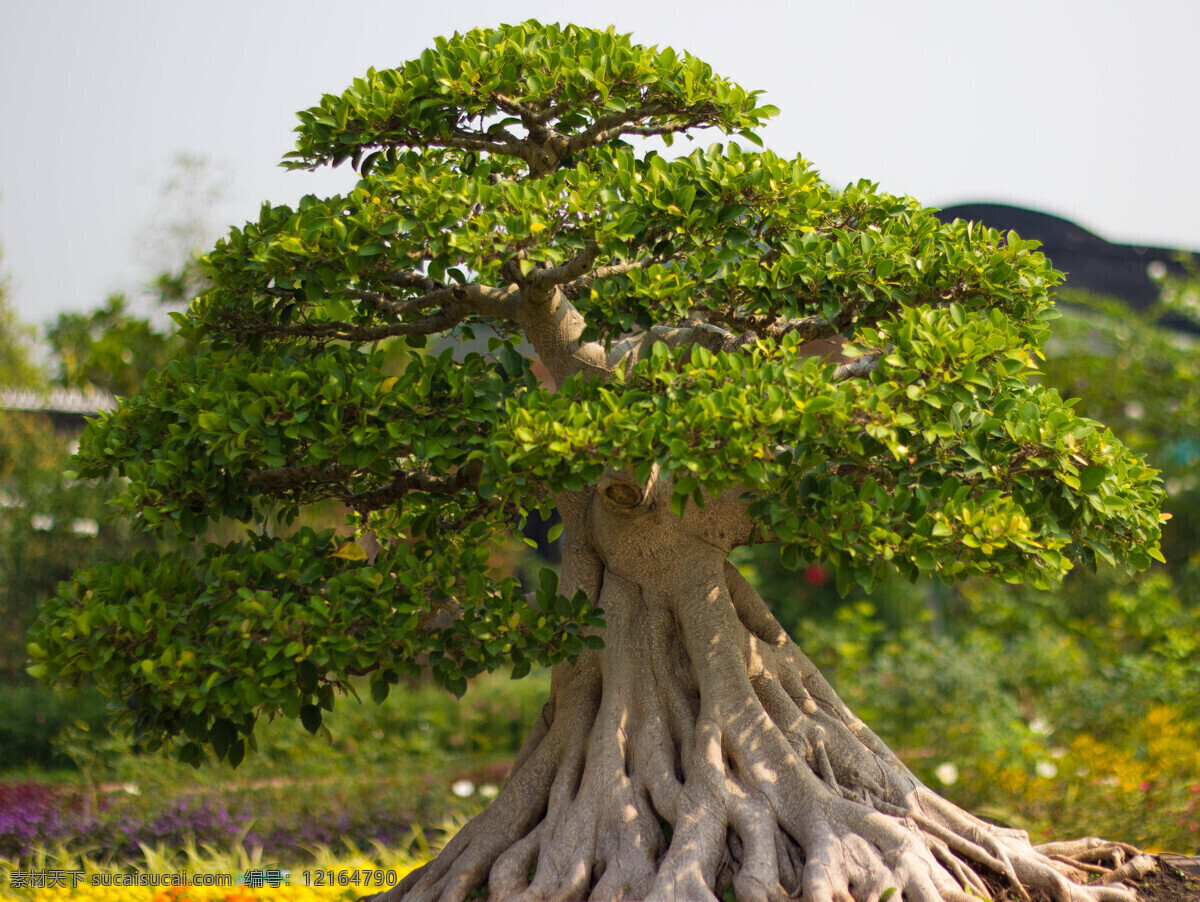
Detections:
[564, 102, 676, 155]
[706, 311, 840, 343]
[493, 93, 543, 121]
[243, 459, 484, 510]
[360, 121, 527, 163]
[420, 100, 732, 176]
[364, 98, 734, 179]
[701, 272, 1003, 349]
[215, 303, 471, 341]
[381, 270, 446, 294]
[244, 462, 348, 492]
[603, 321, 745, 371]
[442, 126, 525, 158]
[338, 459, 484, 511]
[214, 282, 519, 341]
[363, 284, 457, 318]
[831, 352, 881, 381]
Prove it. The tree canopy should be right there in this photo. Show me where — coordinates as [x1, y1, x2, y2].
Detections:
[29, 21, 1164, 769]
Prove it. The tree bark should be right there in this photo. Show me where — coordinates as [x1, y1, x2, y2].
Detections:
[365, 473, 1144, 902]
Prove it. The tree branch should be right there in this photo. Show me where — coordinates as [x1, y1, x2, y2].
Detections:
[338, 459, 484, 512]
[527, 243, 601, 296]
[244, 462, 348, 492]
[381, 270, 445, 294]
[562, 258, 656, 300]
[214, 302, 472, 341]
[564, 103, 676, 155]
[243, 459, 485, 511]
[215, 282, 519, 341]
[831, 353, 881, 381]
[494, 94, 543, 121]
[706, 311, 840, 343]
[366, 120, 527, 162]
[442, 125, 525, 158]
[602, 322, 746, 372]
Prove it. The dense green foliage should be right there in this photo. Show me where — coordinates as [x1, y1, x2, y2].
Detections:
[0, 686, 110, 771]
[46, 294, 178, 399]
[0, 272, 159, 682]
[0, 259, 44, 390]
[803, 565, 1200, 853]
[27, 22, 1164, 766]
[0, 410, 153, 681]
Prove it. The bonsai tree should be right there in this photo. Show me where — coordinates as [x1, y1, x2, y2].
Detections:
[30, 22, 1167, 902]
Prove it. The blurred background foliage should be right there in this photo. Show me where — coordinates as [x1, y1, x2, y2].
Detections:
[1, 214, 1197, 860]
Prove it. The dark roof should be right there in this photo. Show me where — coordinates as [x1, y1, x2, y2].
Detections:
[936, 203, 1197, 332]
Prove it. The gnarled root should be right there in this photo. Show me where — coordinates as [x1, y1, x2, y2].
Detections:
[365, 475, 1149, 902]
[363, 561, 1147, 902]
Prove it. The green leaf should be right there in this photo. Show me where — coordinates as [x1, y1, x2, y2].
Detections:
[300, 704, 322, 734]
[298, 661, 318, 693]
[718, 203, 748, 223]
[210, 718, 236, 760]
[227, 738, 246, 768]
[370, 679, 390, 704]
[500, 347, 525, 378]
[260, 551, 287, 572]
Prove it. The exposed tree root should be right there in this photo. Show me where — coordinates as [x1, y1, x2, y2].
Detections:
[362, 483, 1149, 902]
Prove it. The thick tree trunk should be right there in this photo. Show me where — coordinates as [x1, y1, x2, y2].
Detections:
[367, 474, 1148, 902]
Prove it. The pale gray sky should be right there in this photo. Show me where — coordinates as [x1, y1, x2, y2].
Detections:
[2, 0, 1198, 326]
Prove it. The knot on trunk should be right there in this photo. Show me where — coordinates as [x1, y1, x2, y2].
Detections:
[601, 480, 642, 508]
[596, 466, 661, 517]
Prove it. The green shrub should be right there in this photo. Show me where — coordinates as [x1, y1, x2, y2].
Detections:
[796, 571, 1200, 853]
[0, 685, 110, 771]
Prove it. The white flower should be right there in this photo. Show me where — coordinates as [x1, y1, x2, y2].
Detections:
[70, 518, 100, 537]
[451, 780, 476, 798]
[479, 784, 499, 799]
[934, 763, 959, 786]
[31, 514, 54, 531]
[1035, 761, 1059, 779]
[1029, 718, 1052, 736]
